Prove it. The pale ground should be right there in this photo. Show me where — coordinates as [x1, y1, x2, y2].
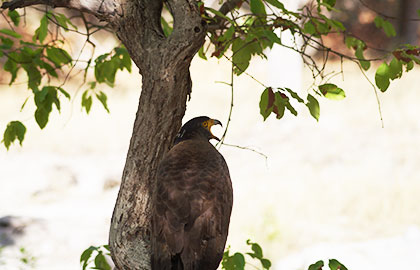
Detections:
[1, 50, 420, 270]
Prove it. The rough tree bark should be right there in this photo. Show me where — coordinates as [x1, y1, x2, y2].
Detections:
[1, 0, 238, 268]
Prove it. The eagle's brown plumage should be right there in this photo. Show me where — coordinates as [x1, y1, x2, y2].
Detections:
[151, 116, 233, 270]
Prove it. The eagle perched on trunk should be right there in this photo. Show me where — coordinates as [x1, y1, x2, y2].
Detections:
[151, 116, 233, 270]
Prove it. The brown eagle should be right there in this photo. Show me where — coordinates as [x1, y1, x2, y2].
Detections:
[151, 116, 233, 270]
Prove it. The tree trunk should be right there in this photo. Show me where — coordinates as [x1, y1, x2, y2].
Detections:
[398, 0, 420, 44]
[107, 1, 206, 269]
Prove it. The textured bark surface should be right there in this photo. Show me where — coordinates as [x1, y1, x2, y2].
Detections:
[108, 1, 207, 269]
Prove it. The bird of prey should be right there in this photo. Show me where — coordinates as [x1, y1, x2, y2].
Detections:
[151, 116, 233, 270]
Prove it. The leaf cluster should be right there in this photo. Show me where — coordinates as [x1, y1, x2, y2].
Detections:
[80, 245, 111, 270]
[0, 9, 132, 149]
[222, 239, 271, 270]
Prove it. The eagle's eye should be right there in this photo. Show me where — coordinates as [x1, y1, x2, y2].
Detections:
[202, 121, 208, 127]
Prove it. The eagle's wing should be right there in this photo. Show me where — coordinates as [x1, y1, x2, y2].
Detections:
[152, 140, 233, 270]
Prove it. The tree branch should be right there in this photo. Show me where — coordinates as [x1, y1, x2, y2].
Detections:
[1, 0, 121, 22]
[219, 0, 242, 15]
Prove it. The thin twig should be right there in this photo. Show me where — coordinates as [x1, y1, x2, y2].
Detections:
[221, 142, 269, 161]
[357, 62, 384, 128]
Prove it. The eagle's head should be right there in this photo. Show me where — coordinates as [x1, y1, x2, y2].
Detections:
[174, 116, 222, 145]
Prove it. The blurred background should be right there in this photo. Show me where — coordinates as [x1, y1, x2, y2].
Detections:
[1, 0, 420, 269]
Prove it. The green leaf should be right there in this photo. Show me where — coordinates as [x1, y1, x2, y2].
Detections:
[374, 16, 396, 37]
[273, 92, 286, 119]
[284, 88, 304, 103]
[355, 47, 370, 70]
[1, 36, 14, 49]
[261, 30, 281, 46]
[319, 83, 345, 100]
[417, 9, 420, 18]
[38, 60, 58, 78]
[4, 57, 19, 85]
[406, 60, 414, 71]
[259, 88, 274, 120]
[250, 242, 263, 259]
[306, 94, 320, 121]
[260, 258, 272, 269]
[94, 252, 111, 270]
[57, 87, 70, 99]
[49, 12, 78, 31]
[34, 86, 60, 129]
[232, 253, 245, 269]
[82, 90, 92, 114]
[303, 21, 316, 35]
[2, 121, 26, 150]
[312, 19, 330, 35]
[0, 28, 21, 38]
[22, 63, 41, 92]
[80, 246, 96, 270]
[375, 62, 390, 92]
[328, 259, 348, 270]
[218, 25, 235, 43]
[96, 91, 110, 113]
[323, 0, 336, 7]
[344, 36, 356, 49]
[161, 17, 173, 37]
[285, 100, 297, 116]
[232, 38, 252, 75]
[206, 7, 235, 24]
[250, 0, 266, 15]
[46, 47, 72, 67]
[8, 10, 20, 26]
[34, 15, 48, 43]
[264, 0, 285, 9]
[198, 45, 207, 60]
[308, 260, 324, 270]
[388, 57, 402, 80]
[114, 47, 132, 72]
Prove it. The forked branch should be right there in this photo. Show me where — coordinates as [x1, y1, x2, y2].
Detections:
[1, 0, 121, 22]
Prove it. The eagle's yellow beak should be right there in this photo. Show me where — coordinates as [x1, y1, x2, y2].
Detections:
[204, 119, 222, 141]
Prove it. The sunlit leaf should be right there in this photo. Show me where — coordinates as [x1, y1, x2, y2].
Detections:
[306, 94, 320, 121]
[161, 17, 173, 37]
[375, 62, 390, 92]
[388, 57, 402, 80]
[319, 83, 345, 100]
[374, 16, 396, 37]
[355, 47, 370, 70]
